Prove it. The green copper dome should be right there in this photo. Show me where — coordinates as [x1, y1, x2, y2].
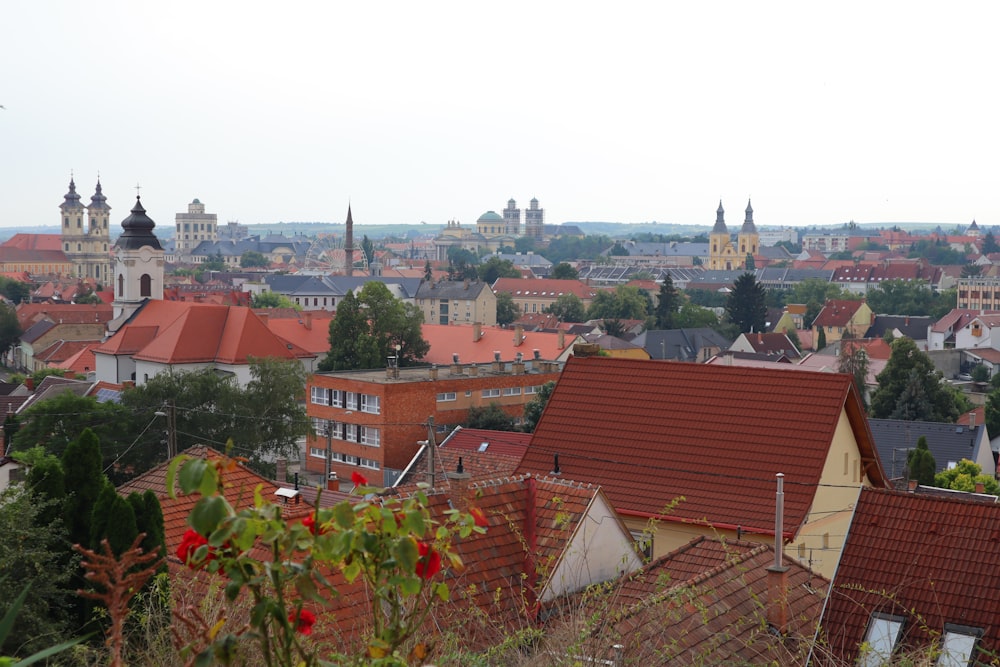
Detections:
[477, 210, 504, 223]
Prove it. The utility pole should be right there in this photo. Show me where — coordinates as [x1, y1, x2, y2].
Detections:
[160, 399, 178, 458]
[426, 416, 437, 488]
[324, 419, 333, 487]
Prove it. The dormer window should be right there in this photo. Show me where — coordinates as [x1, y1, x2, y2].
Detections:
[972, 324, 982, 337]
[938, 624, 983, 666]
[859, 613, 904, 666]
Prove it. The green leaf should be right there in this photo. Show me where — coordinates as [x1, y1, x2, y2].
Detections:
[166, 454, 190, 499]
[434, 581, 450, 602]
[343, 560, 362, 582]
[399, 577, 420, 595]
[178, 458, 208, 495]
[190, 496, 230, 536]
[0, 583, 29, 645]
[394, 536, 418, 575]
[332, 502, 355, 529]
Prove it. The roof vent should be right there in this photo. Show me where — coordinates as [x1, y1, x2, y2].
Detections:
[551, 453, 561, 475]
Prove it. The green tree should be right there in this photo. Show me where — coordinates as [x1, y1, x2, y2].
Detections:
[869, 337, 968, 422]
[984, 230, 1000, 254]
[864, 279, 937, 316]
[586, 285, 650, 321]
[906, 436, 936, 485]
[674, 303, 719, 329]
[361, 235, 376, 268]
[744, 253, 755, 271]
[446, 247, 478, 281]
[787, 278, 851, 328]
[685, 288, 727, 308]
[550, 263, 579, 280]
[725, 273, 767, 334]
[74, 291, 103, 304]
[12, 392, 131, 463]
[514, 236, 536, 253]
[464, 402, 516, 431]
[477, 257, 520, 284]
[0, 486, 76, 658]
[202, 251, 227, 271]
[251, 291, 301, 309]
[103, 494, 139, 557]
[495, 291, 520, 326]
[817, 326, 827, 350]
[0, 276, 30, 304]
[608, 241, 629, 256]
[0, 303, 21, 364]
[545, 292, 586, 323]
[838, 341, 870, 408]
[319, 283, 429, 371]
[240, 250, 269, 268]
[62, 428, 109, 549]
[654, 273, 679, 329]
[129, 490, 167, 565]
[933, 459, 1000, 494]
[423, 260, 433, 282]
[522, 381, 555, 433]
[541, 235, 614, 263]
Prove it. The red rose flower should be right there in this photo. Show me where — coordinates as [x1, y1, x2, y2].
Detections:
[288, 608, 317, 636]
[351, 470, 368, 487]
[469, 506, 489, 528]
[303, 513, 329, 536]
[415, 541, 442, 580]
[177, 529, 209, 568]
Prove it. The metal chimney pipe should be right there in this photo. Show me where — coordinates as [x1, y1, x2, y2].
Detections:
[774, 472, 784, 568]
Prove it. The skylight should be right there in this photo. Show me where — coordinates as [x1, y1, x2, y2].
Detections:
[859, 613, 904, 667]
[938, 625, 982, 667]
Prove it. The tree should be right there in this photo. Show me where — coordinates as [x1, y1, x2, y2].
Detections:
[319, 283, 429, 371]
[62, 428, 109, 549]
[202, 251, 226, 271]
[0, 303, 21, 360]
[74, 291, 103, 304]
[0, 486, 76, 657]
[240, 250, 269, 268]
[744, 253, 755, 271]
[674, 303, 718, 329]
[477, 257, 519, 285]
[933, 459, 1000, 494]
[446, 247, 478, 281]
[906, 436, 936, 485]
[587, 285, 651, 321]
[725, 273, 766, 334]
[865, 279, 937, 316]
[608, 242, 629, 256]
[551, 263, 579, 280]
[0, 276, 30, 304]
[838, 340, 870, 409]
[545, 292, 586, 323]
[522, 381, 555, 432]
[786, 279, 851, 328]
[361, 235, 376, 268]
[464, 403, 516, 431]
[869, 337, 968, 422]
[816, 326, 827, 350]
[495, 291, 520, 326]
[12, 392, 131, 464]
[423, 260, 433, 282]
[984, 230, 1000, 255]
[251, 291, 300, 309]
[654, 273, 678, 329]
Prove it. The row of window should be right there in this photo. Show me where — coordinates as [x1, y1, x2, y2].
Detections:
[436, 385, 539, 402]
[862, 613, 981, 667]
[310, 387, 381, 414]
[312, 417, 380, 446]
[308, 447, 380, 470]
[177, 223, 214, 232]
[295, 296, 336, 307]
[64, 243, 109, 252]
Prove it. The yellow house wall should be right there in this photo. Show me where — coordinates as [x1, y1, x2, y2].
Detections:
[622, 407, 870, 579]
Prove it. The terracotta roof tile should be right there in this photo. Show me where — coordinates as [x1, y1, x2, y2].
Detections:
[440, 427, 532, 458]
[421, 324, 575, 365]
[822, 487, 1000, 664]
[812, 299, 866, 327]
[492, 277, 598, 300]
[516, 357, 885, 536]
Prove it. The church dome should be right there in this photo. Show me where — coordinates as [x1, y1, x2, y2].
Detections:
[477, 210, 504, 223]
[115, 197, 163, 250]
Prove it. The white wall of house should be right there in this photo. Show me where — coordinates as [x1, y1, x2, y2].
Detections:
[954, 319, 997, 351]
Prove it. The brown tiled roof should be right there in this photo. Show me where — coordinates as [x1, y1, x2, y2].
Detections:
[441, 426, 532, 458]
[516, 357, 885, 537]
[608, 543, 827, 665]
[821, 487, 1000, 664]
[395, 447, 521, 490]
[492, 277, 598, 300]
[812, 299, 866, 327]
[15, 303, 113, 329]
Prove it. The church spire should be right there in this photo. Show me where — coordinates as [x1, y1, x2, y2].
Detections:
[741, 199, 757, 234]
[61, 177, 83, 210]
[712, 200, 728, 234]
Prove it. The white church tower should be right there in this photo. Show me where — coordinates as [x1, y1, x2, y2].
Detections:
[109, 195, 164, 332]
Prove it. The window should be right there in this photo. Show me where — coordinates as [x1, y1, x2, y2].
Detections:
[345, 392, 359, 410]
[344, 423, 357, 442]
[437, 392, 456, 402]
[360, 426, 380, 447]
[360, 394, 380, 414]
[482, 388, 501, 398]
[859, 613, 904, 667]
[309, 447, 327, 459]
[140, 274, 152, 297]
[310, 387, 329, 405]
[629, 530, 652, 560]
[938, 625, 982, 667]
[358, 457, 380, 470]
[526, 385, 539, 395]
[503, 387, 522, 396]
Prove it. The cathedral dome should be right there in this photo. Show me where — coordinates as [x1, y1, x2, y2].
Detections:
[115, 197, 163, 250]
[477, 211, 504, 223]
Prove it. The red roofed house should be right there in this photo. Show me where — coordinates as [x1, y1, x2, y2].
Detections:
[491, 277, 599, 316]
[728, 331, 801, 359]
[811, 298, 873, 348]
[420, 322, 578, 366]
[818, 487, 1000, 665]
[516, 357, 887, 578]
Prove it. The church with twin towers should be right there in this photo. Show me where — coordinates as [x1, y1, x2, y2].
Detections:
[59, 176, 114, 284]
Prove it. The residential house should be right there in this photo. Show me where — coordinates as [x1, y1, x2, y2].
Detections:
[635, 328, 731, 362]
[818, 487, 1000, 665]
[928, 308, 985, 350]
[391, 427, 529, 489]
[868, 418, 994, 480]
[419, 322, 577, 366]
[728, 331, 801, 359]
[516, 357, 888, 578]
[0, 456, 26, 493]
[306, 360, 563, 487]
[864, 314, 933, 348]
[93, 300, 315, 387]
[414, 280, 497, 326]
[13, 303, 112, 372]
[260, 274, 421, 312]
[491, 278, 598, 316]
[580, 332, 650, 359]
[811, 299, 873, 347]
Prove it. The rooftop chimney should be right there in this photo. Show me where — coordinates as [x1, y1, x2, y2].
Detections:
[551, 453, 561, 475]
[473, 322, 482, 341]
[275, 457, 287, 483]
[533, 348, 541, 360]
[766, 473, 790, 634]
[514, 324, 524, 346]
[429, 365, 438, 380]
[302, 311, 313, 330]
[446, 456, 473, 511]
[558, 330, 566, 349]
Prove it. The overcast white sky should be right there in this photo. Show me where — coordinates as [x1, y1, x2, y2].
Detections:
[4, 2, 1000, 230]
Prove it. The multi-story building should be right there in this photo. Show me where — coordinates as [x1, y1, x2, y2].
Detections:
[502, 198, 520, 236]
[414, 280, 497, 326]
[305, 360, 563, 486]
[708, 200, 758, 271]
[175, 199, 218, 255]
[60, 178, 112, 283]
[491, 277, 598, 315]
[957, 276, 1000, 311]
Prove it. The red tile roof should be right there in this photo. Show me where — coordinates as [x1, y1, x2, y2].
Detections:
[516, 357, 885, 537]
[1, 233, 62, 250]
[260, 312, 334, 356]
[440, 426, 532, 458]
[822, 487, 1000, 664]
[15, 303, 113, 329]
[812, 299, 867, 328]
[492, 277, 599, 301]
[420, 323, 575, 365]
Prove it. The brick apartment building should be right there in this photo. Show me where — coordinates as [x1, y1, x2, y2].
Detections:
[306, 359, 562, 486]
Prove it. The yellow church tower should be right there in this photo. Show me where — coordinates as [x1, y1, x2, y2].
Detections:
[738, 199, 759, 260]
[709, 200, 758, 271]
